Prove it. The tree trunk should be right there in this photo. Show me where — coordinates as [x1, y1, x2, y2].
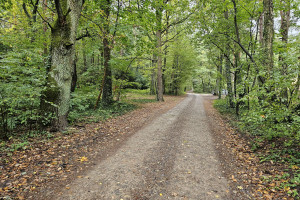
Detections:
[71, 53, 77, 92]
[259, 6, 264, 44]
[224, 9, 234, 108]
[156, 6, 164, 102]
[101, 0, 113, 105]
[262, 0, 274, 77]
[102, 37, 113, 104]
[40, 0, 84, 131]
[43, 0, 48, 55]
[150, 56, 157, 95]
[162, 12, 170, 95]
[225, 55, 234, 108]
[82, 38, 87, 73]
[279, 0, 290, 103]
[217, 54, 223, 99]
[279, 0, 290, 75]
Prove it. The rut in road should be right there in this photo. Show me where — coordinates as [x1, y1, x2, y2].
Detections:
[55, 94, 230, 200]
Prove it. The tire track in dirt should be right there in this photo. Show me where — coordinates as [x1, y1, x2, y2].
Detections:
[131, 95, 197, 199]
[54, 94, 231, 200]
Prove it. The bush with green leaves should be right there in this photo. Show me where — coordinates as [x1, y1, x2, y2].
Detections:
[68, 86, 136, 123]
[0, 49, 47, 139]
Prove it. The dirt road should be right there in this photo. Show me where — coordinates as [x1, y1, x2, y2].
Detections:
[55, 94, 231, 200]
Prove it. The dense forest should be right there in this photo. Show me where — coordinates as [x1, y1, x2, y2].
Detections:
[1, 0, 299, 137]
[0, 0, 300, 198]
[1, 0, 299, 145]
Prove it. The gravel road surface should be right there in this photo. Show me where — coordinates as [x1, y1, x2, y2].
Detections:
[55, 93, 231, 200]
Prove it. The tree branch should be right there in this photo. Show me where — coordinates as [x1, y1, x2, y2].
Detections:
[76, 30, 91, 40]
[162, 28, 185, 45]
[113, 0, 120, 38]
[31, 0, 40, 22]
[219, 32, 257, 66]
[36, 9, 53, 29]
[161, 12, 193, 34]
[209, 39, 235, 70]
[22, 3, 32, 19]
[54, 0, 63, 22]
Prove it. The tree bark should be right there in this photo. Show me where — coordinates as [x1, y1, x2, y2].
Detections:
[217, 54, 223, 99]
[43, 0, 48, 55]
[262, 0, 274, 76]
[279, 0, 291, 103]
[259, 0, 264, 44]
[156, 5, 164, 102]
[82, 39, 87, 73]
[101, 0, 113, 105]
[224, 9, 234, 108]
[71, 53, 77, 92]
[40, 0, 84, 131]
[150, 55, 157, 95]
[279, 0, 290, 75]
[162, 12, 169, 94]
[102, 36, 113, 104]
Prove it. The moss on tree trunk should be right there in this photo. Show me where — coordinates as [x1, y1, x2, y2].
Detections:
[40, 0, 83, 131]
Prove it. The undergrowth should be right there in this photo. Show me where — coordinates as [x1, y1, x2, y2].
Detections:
[0, 88, 156, 155]
[214, 98, 300, 198]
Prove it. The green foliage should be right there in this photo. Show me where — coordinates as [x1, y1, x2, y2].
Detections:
[0, 48, 47, 138]
[68, 87, 136, 124]
[8, 141, 29, 152]
[164, 35, 197, 95]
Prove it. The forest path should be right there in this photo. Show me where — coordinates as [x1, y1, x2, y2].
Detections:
[55, 94, 231, 200]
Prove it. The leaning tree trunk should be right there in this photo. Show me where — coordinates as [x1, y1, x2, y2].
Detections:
[40, 0, 83, 131]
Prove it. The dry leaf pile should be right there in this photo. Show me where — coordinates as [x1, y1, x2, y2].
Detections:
[204, 95, 298, 200]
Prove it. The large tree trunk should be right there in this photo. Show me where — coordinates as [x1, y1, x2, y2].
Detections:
[40, 0, 83, 131]
[156, 6, 164, 102]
